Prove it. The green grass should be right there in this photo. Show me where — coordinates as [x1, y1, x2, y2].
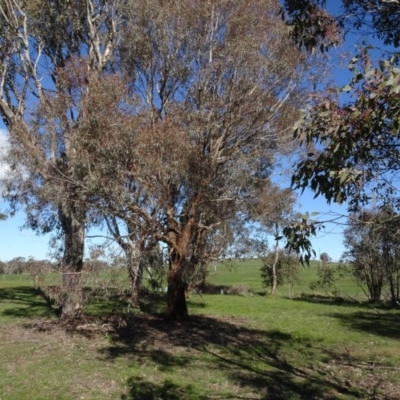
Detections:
[207, 259, 362, 298]
[0, 273, 32, 286]
[0, 264, 399, 399]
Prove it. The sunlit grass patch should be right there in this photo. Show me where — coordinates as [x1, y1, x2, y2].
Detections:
[0, 262, 399, 399]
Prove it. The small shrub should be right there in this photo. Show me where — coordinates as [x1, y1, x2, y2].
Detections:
[225, 285, 254, 296]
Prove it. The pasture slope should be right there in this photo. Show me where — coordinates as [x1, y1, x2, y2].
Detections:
[0, 261, 399, 399]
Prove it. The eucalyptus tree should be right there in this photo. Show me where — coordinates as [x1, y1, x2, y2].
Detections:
[247, 182, 298, 294]
[284, 49, 400, 260]
[84, 0, 320, 319]
[0, 0, 122, 319]
[342, 212, 386, 302]
[342, 209, 400, 303]
[279, 1, 400, 259]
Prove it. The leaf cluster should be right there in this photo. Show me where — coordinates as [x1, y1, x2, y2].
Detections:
[281, 0, 400, 52]
[293, 51, 400, 213]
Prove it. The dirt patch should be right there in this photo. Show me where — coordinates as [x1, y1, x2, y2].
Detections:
[2, 312, 253, 354]
[20, 313, 131, 338]
[105, 313, 263, 356]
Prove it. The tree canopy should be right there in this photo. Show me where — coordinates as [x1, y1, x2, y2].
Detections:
[293, 51, 400, 212]
[0, 0, 319, 319]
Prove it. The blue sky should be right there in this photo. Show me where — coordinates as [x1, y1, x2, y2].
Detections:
[0, 206, 50, 260]
[0, 186, 349, 262]
[0, 2, 390, 263]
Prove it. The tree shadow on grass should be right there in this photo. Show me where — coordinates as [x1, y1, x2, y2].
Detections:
[291, 294, 392, 309]
[293, 292, 400, 341]
[99, 315, 378, 399]
[186, 301, 208, 309]
[85, 290, 130, 316]
[328, 310, 400, 340]
[137, 292, 168, 316]
[0, 286, 55, 318]
[121, 377, 209, 400]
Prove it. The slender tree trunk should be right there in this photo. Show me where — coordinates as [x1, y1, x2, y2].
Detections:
[388, 272, 400, 304]
[104, 217, 145, 305]
[198, 261, 208, 293]
[167, 256, 188, 320]
[271, 242, 279, 295]
[126, 246, 144, 306]
[59, 202, 85, 320]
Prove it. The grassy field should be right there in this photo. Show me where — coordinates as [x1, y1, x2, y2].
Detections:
[207, 259, 361, 297]
[0, 262, 399, 399]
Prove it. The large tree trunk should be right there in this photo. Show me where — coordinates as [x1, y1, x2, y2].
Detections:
[165, 196, 200, 319]
[59, 202, 85, 320]
[167, 257, 188, 320]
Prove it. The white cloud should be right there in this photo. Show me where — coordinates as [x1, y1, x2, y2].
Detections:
[0, 128, 10, 181]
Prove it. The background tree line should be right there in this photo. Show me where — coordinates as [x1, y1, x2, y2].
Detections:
[0, 257, 55, 275]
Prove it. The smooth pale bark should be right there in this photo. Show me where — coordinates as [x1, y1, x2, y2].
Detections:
[126, 246, 144, 306]
[104, 217, 147, 306]
[271, 242, 279, 295]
